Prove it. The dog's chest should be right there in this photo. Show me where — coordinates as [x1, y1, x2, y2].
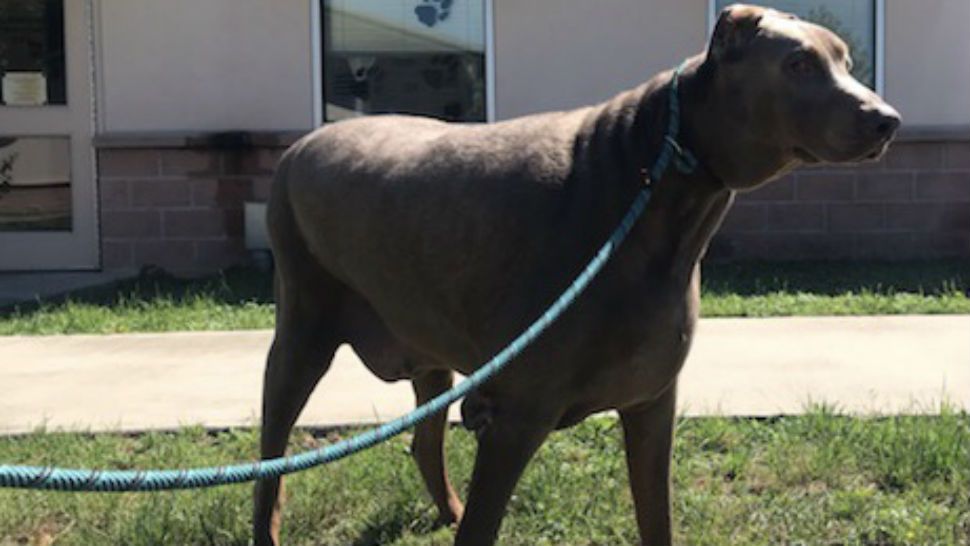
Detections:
[560, 281, 700, 421]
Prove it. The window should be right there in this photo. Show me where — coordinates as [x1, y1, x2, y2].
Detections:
[0, 0, 66, 106]
[0, 136, 71, 231]
[711, 0, 882, 91]
[320, 0, 490, 123]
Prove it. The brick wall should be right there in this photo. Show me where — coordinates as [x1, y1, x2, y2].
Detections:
[712, 139, 970, 261]
[97, 144, 285, 275]
[96, 135, 969, 275]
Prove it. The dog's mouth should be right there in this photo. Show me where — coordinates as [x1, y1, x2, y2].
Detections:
[859, 137, 893, 162]
[793, 147, 822, 164]
[795, 135, 894, 165]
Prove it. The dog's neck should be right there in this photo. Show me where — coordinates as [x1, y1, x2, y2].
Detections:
[678, 56, 801, 189]
[630, 57, 803, 281]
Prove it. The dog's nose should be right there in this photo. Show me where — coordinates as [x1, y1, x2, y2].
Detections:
[865, 106, 901, 139]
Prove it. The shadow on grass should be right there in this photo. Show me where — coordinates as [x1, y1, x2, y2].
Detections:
[351, 505, 443, 546]
[2, 259, 968, 318]
[701, 259, 970, 296]
[0, 266, 274, 316]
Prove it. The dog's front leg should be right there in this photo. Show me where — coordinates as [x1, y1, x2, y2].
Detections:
[453, 405, 556, 546]
[620, 383, 678, 546]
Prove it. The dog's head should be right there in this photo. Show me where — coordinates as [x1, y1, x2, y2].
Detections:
[704, 4, 900, 187]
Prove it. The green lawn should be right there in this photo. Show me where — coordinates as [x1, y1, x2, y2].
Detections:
[1, 261, 968, 335]
[1, 408, 967, 545]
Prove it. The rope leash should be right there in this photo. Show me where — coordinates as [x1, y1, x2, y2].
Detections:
[0, 62, 697, 493]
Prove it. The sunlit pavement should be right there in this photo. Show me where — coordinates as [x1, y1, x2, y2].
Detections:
[1, 315, 967, 434]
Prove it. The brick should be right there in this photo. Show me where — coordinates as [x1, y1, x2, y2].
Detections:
[829, 204, 883, 233]
[129, 179, 192, 207]
[194, 240, 249, 270]
[726, 233, 852, 261]
[855, 233, 915, 260]
[883, 142, 944, 170]
[706, 236, 734, 261]
[738, 175, 794, 202]
[915, 172, 970, 201]
[190, 178, 252, 207]
[160, 149, 222, 177]
[100, 210, 161, 239]
[884, 203, 944, 232]
[222, 148, 284, 176]
[163, 209, 230, 239]
[939, 205, 970, 232]
[133, 241, 196, 273]
[99, 179, 129, 209]
[223, 207, 245, 237]
[765, 204, 826, 232]
[855, 172, 913, 202]
[795, 171, 855, 201]
[944, 142, 970, 169]
[98, 150, 159, 178]
[101, 241, 133, 269]
[720, 204, 766, 233]
[911, 233, 970, 258]
[252, 177, 274, 201]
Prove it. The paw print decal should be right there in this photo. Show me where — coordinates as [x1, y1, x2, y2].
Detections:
[414, 0, 454, 28]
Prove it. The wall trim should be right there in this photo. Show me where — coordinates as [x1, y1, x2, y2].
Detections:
[93, 131, 305, 150]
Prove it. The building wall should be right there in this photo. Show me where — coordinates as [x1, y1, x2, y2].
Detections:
[95, 136, 970, 275]
[493, 0, 708, 120]
[88, 1, 969, 274]
[97, 143, 285, 274]
[97, 0, 314, 132]
[93, 0, 970, 130]
[884, 0, 970, 126]
[715, 139, 970, 261]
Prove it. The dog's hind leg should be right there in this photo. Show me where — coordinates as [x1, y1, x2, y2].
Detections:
[253, 273, 342, 546]
[411, 370, 465, 526]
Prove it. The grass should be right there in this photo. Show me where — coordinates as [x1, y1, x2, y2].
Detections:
[0, 407, 967, 545]
[1, 260, 968, 335]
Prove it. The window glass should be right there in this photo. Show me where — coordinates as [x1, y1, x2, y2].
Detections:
[0, 0, 66, 106]
[0, 136, 71, 231]
[713, 0, 876, 89]
[322, 0, 487, 122]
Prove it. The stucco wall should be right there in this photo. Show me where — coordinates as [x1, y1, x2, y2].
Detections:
[97, 0, 314, 132]
[93, 0, 969, 131]
[883, 0, 970, 126]
[493, 0, 709, 120]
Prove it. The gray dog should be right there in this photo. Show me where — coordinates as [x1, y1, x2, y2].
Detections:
[254, 5, 900, 545]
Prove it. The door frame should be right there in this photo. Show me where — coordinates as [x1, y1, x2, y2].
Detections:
[0, 0, 99, 271]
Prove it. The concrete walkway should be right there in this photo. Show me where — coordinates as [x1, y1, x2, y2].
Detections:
[1, 316, 967, 434]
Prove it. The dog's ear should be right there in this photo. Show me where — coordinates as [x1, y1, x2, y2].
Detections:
[709, 4, 763, 63]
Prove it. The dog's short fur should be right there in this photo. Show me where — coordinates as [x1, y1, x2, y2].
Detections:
[254, 5, 900, 545]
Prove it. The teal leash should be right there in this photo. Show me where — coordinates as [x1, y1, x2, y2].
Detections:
[0, 62, 697, 492]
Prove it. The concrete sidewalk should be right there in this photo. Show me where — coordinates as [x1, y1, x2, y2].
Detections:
[1, 316, 967, 434]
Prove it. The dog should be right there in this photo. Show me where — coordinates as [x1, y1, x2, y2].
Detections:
[253, 5, 900, 545]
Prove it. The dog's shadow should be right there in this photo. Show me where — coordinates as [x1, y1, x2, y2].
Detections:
[351, 506, 452, 546]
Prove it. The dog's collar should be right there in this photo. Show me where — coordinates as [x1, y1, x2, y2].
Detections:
[647, 61, 699, 184]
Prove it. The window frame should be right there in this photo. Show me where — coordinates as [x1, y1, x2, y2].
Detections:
[706, 0, 885, 95]
[310, 0, 496, 126]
